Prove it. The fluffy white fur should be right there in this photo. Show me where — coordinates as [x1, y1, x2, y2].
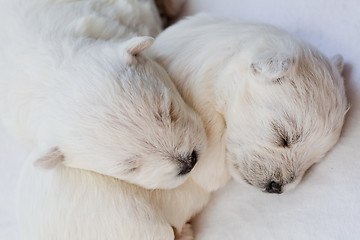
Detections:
[0, 0, 210, 239]
[1, 3, 348, 239]
[17, 152, 209, 239]
[149, 14, 348, 194]
[0, 0, 205, 190]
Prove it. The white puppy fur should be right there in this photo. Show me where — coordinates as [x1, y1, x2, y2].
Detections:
[0, 0, 205, 189]
[1, 5, 347, 239]
[0, 0, 210, 239]
[149, 14, 348, 194]
[17, 151, 209, 239]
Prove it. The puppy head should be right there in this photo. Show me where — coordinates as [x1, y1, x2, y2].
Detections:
[35, 36, 207, 189]
[218, 38, 348, 193]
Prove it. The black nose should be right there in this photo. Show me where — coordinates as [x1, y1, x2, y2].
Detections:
[178, 151, 198, 175]
[266, 181, 282, 194]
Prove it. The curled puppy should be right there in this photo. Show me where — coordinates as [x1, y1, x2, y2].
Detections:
[0, 0, 205, 189]
[150, 14, 348, 194]
[0, 0, 207, 239]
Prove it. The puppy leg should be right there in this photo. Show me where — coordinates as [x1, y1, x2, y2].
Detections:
[175, 223, 194, 240]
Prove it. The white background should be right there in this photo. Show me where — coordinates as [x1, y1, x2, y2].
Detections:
[1, 0, 359, 239]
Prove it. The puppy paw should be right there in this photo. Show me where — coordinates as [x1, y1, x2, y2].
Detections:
[175, 223, 194, 240]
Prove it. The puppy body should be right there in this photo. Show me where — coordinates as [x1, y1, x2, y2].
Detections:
[18, 151, 209, 239]
[1, 0, 207, 239]
[0, 0, 207, 189]
[150, 14, 348, 193]
[0, 0, 162, 143]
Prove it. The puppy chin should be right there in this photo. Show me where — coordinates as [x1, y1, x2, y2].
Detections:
[282, 183, 298, 194]
[139, 174, 189, 190]
[281, 176, 303, 193]
[161, 175, 189, 189]
[227, 163, 255, 189]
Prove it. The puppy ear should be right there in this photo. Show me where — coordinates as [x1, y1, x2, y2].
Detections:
[33, 147, 64, 169]
[251, 52, 293, 79]
[331, 54, 344, 74]
[124, 36, 154, 56]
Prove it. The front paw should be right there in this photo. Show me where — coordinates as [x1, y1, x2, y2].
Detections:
[175, 223, 194, 240]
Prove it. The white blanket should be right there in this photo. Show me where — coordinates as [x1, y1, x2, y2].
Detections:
[1, 0, 359, 239]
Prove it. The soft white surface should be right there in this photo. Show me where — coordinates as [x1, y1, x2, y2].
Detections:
[0, 0, 359, 239]
[0, 126, 29, 240]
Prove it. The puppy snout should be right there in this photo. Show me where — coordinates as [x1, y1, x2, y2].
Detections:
[178, 150, 198, 175]
[265, 181, 282, 194]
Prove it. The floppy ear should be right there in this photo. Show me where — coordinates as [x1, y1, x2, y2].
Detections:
[331, 54, 344, 74]
[124, 36, 154, 56]
[251, 52, 293, 80]
[33, 146, 64, 169]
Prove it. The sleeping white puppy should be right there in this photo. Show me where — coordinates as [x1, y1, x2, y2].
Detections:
[0, 0, 203, 190]
[149, 14, 348, 194]
[0, 0, 209, 239]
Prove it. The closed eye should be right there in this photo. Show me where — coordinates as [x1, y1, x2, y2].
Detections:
[271, 122, 300, 148]
[281, 136, 289, 147]
[276, 132, 301, 148]
[154, 102, 178, 124]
